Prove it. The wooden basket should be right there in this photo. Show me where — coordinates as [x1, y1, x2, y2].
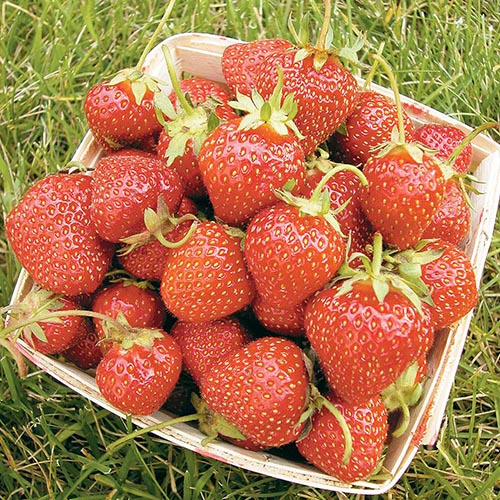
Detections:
[9, 33, 500, 495]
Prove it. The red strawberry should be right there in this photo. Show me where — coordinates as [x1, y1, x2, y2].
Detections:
[95, 327, 182, 415]
[91, 279, 167, 352]
[222, 38, 294, 97]
[251, 295, 306, 337]
[296, 393, 388, 483]
[161, 221, 255, 323]
[330, 90, 415, 165]
[157, 76, 238, 199]
[62, 324, 103, 370]
[5, 172, 114, 296]
[84, 69, 163, 151]
[413, 123, 472, 174]
[201, 336, 310, 448]
[117, 196, 198, 281]
[9, 287, 90, 355]
[198, 73, 307, 227]
[304, 234, 434, 403]
[90, 148, 184, 243]
[170, 317, 252, 386]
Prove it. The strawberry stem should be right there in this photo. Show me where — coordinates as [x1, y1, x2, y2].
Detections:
[317, 0, 332, 51]
[162, 45, 194, 116]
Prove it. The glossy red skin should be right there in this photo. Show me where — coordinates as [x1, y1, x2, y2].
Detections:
[62, 324, 103, 370]
[170, 317, 252, 386]
[118, 196, 198, 281]
[201, 337, 309, 448]
[161, 221, 255, 323]
[254, 50, 359, 156]
[419, 239, 478, 330]
[359, 147, 446, 249]
[296, 393, 388, 483]
[90, 149, 184, 243]
[198, 118, 307, 227]
[422, 178, 471, 245]
[332, 90, 415, 165]
[414, 124, 472, 174]
[222, 38, 294, 97]
[5, 173, 114, 296]
[95, 332, 182, 416]
[244, 201, 345, 309]
[91, 281, 167, 351]
[305, 282, 434, 403]
[84, 80, 162, 152]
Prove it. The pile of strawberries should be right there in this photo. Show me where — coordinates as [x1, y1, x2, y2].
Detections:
[5, 5, 489, 484]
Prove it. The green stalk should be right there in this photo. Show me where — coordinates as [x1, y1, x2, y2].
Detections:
[316, 0, 332, 51]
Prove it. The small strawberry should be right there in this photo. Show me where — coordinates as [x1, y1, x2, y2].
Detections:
[330, 90, 415, 165]
[200, 336, 310, 448]
[198, 70, 307, 227]
[61, 324, 103, 370]
[304, 233, 435, 403]
[296, 393, 388, 483]
[95, 326, 182, 416]
[5, 172, 114, 296]
[160, 221, 255, 323]
[91, 279, 166, 352]
[90, 148, 184, 243]
[170, 316, 252, 386]
[222, 38, 294, 97]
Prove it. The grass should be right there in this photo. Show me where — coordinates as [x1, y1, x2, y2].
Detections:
[1, 0, 499, 498]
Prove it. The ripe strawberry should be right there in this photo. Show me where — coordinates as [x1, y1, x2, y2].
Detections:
[95, 327, 182, 416]
[304, 234, 434, 403]
[198, 73, 307, 227]
[170, 316, 252, 386]
[201, 336, 310, 447]
[296, 393, 388, 483]
[413, 123, 472, 174]
[157, 75, 238, 199]
[84, 69, 163, 151]
[62, 324, 103, 370]
[222, 38, 294, 97]
[161, 221, 255, 323]
[330, 90, 415, 165]
[5, 172, 114, 296]
[91, 279, 167, 352]
[9, 287, 90, 355]
[117, 196, 198, 281]
[251, 295, 306, 337]
[90, 148, 184, 243]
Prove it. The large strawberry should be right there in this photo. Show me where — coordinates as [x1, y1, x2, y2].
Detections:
[253, 2, 359, 156]
[296, 393, 388, 483]
[304, 233, 435, 403]
[198, 70, 307, 227]
[200, 336, 310, 448]
[90, 148, 184, 243]
[222, 38, 294, 97]
[95, 326, 182, 416]
[161, 221, 255, 323]
[5, 172, 114, 296]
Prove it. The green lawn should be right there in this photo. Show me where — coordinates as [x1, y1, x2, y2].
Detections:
[1, 1, 499, 499]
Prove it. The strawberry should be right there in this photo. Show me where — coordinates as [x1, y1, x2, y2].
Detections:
[253, 3, 359, 156]
[413, 123, 472, 174]
[160, 220, 255, 323]
[200, 336, 310, 447]
[5, 172, 114, 296]
[8, 287, 90, 355]
[170, 316, 252, 386]
[90, 148, 184, 243]
[61, 324, 103, 370]
[296, 393, 388, 483]
[221, 38, 294, 97]
[95, 327, 182, 416]
[304, 233, 435, 403]
[330, 90, 415, 165]
[117, 196, 198, 281]
[91, 279, 167, 352]
[84, 69, 163, 151]
[198, 71, 307, 227]
[156, 73, 238, 199]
